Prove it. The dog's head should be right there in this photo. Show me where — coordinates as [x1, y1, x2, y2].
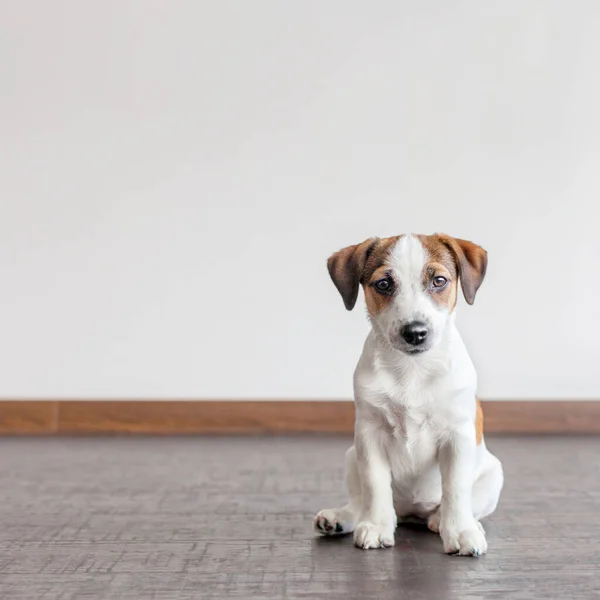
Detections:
[327, 234, 487, 355]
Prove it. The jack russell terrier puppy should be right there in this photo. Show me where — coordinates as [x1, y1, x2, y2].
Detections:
[314, 233, 503, 556]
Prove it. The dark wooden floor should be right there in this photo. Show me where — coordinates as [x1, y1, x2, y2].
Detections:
[0, 435, 599, 599]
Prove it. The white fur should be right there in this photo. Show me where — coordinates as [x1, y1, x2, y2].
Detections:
[315, 235, 503, 556]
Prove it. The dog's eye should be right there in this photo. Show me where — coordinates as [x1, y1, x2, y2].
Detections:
[374, 278, 394, 294]
[432, 276, 448, 288]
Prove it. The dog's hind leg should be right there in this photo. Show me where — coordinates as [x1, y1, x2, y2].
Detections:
[314, 446, 362, 536]
[472, 450, 503, 520]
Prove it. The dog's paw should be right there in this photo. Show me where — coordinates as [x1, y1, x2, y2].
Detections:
[314, 509, 351, 536]
[440, 519, 487, 556]
[353, 521, 395, 549]
[427, 509, 441, 533]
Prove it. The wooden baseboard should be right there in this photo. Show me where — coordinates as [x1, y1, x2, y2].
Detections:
[1, 400, 600, 435]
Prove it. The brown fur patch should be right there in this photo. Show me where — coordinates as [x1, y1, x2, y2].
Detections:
[475, 398, 484, 445]
[361, 236, 401, 282]
[418, 235, 459, 312]
[364, 265, 393, 316]
[360, 236, 400, 317]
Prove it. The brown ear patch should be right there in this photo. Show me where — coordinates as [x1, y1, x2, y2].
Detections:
[327, 236, 400, 313]
[327, 238, 379, 310]
[475, 399, 484, 445]
[435, 234, 488, 305]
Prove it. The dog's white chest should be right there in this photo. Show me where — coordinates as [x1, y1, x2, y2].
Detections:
[381, 400, 439, 476]
[375, 399, 443, 515]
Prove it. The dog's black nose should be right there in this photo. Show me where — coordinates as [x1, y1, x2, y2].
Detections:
[401, 322, 429, 346]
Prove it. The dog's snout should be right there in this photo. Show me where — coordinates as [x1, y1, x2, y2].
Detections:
[401, 321, 429, 346]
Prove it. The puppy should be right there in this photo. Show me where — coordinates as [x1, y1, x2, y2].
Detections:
[314, 233, 503, 556]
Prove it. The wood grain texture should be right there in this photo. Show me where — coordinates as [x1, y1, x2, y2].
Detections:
[1, 435, 599, 599]
[57, 400, 356, 434]
[483, 400, 600, 433]
[0, 401, 58, 434]
[1, 400, 600, 434]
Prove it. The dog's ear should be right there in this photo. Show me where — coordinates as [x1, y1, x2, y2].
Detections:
[437, 234, 487, 305]
[327, 238, 379, 310]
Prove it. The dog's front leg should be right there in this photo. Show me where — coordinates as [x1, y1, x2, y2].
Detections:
[438, 424, 487, 556]
[353, 425, 396, 549]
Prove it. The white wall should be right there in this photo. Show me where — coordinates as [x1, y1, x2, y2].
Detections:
[1, 1, 599, 400]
